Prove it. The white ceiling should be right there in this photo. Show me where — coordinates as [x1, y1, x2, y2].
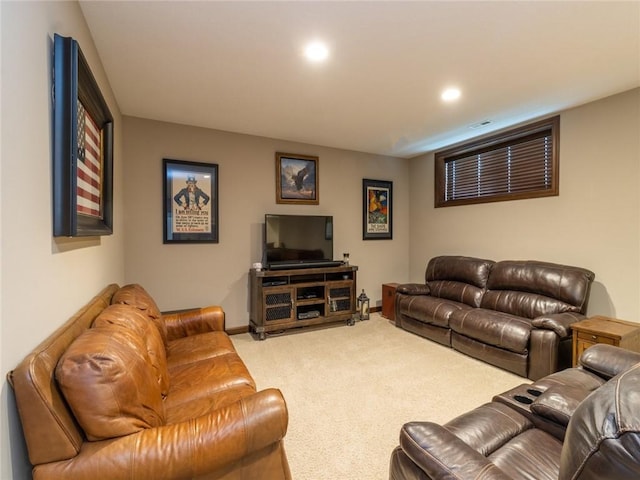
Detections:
[79, 1, 640, 158]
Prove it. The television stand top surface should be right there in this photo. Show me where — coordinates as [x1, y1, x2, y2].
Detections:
[253, 264, 357, 277]
[267, 260, 343, 270]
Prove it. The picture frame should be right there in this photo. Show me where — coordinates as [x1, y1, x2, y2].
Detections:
[52, 34, 114, 237]
[363, 178, 393, 240]
[163, 159, 219, 243]
[275, 152, 319, 205]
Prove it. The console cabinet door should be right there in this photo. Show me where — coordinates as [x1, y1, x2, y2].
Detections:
[263, 286, 294, 324]
[327, 281, 354, 316]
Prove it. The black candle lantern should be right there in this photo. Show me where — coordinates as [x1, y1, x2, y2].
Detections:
[357, 289, 370, 320]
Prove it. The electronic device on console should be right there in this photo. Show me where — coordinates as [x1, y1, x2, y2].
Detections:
[263, 214, 342, 270]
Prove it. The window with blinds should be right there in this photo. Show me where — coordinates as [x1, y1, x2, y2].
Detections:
[435, 116, 559, 207]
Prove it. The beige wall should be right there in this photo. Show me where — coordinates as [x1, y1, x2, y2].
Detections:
[0, 2, 125, 477]
[408, 88, 640, 321]
[122, 117, 410, 329]
[1, 1, 638, 478]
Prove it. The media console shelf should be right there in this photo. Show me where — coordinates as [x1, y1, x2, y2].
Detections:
[249, 265, 358, 340]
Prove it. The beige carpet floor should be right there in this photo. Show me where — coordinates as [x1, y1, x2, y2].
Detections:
[231, 314, 527, 480]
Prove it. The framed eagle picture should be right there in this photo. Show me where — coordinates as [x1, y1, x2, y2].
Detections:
[275, 152, 319, 205]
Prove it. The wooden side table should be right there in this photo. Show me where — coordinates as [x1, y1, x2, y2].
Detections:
[382, 283, 400, 322]
[572, 315, 640, 366]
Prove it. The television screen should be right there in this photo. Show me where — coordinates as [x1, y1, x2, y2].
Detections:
[264, 214, 335, 269]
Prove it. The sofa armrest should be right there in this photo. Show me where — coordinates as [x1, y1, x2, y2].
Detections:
[162, 305, 225, 341]
[34, 388, 288, 480]
[399, 422, 511, 480]
[531, 312, 585, 338]
[397, 283, 431, 296]
[579, 343, 640, 379]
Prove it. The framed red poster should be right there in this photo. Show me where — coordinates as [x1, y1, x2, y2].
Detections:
[363, 178, 392, 240]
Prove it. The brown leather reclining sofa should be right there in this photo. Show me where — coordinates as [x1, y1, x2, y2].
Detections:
[390, 344, 640, 479]
[8, 284, 291, 480]
[395, 256, 595, 380]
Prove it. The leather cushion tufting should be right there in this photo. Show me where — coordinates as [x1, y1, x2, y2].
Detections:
[112, 284, 168, 347]
[93, 303, 170, 396]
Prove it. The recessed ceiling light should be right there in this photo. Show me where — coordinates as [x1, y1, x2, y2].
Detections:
[304, 41, 329, 62]
[441, 87, 461, 102]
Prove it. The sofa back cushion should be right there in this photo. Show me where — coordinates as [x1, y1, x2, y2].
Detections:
[56, 323, 165, 441]
[425, 256, 494, 308]
[112, 283, 168, 347]
[482, 260, 595, 318]
[93, 304, 170, 396]
[560, 363, 640, 480]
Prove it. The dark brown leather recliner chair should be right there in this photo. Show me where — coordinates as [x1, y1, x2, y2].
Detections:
[390, 344, 640, 479]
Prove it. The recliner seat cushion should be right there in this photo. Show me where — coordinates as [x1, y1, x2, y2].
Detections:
[450, 308, 532, 354]
[397, 295, 471, 328]
[489, 428, 562, 480]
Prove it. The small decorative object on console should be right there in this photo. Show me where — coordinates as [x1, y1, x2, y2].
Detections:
[357, 289, 370, 320]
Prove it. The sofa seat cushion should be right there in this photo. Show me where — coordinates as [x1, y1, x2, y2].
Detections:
[56, 324, 165, 441]
[166, 353, 256, 408]
[166, 330, 237, 369]
[398, 295, 472, 328]
[164, 383, 257, 424]
[450, 308, 532, 354]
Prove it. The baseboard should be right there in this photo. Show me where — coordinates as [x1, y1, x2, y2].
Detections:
[227, 325, 250, 335]
[227, 308, 381, 336]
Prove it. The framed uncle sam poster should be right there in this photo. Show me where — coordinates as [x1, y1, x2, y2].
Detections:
[163, 159, 219, 244]
[363, 178, 393, 240]
[52, 34, 114, 237]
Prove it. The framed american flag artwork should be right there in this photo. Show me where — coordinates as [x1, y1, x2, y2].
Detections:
[52, 34, 114, 237]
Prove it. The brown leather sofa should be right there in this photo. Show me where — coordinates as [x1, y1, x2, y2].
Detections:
[389, 344, 640, 479]
[395, 256, 595, 380]
[8, 284, 291, 480]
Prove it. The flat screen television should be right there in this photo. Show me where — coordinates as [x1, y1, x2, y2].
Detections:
[263, 214, 338, 270]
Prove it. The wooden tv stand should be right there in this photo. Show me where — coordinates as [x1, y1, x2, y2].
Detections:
[249, 265, 358, 340]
